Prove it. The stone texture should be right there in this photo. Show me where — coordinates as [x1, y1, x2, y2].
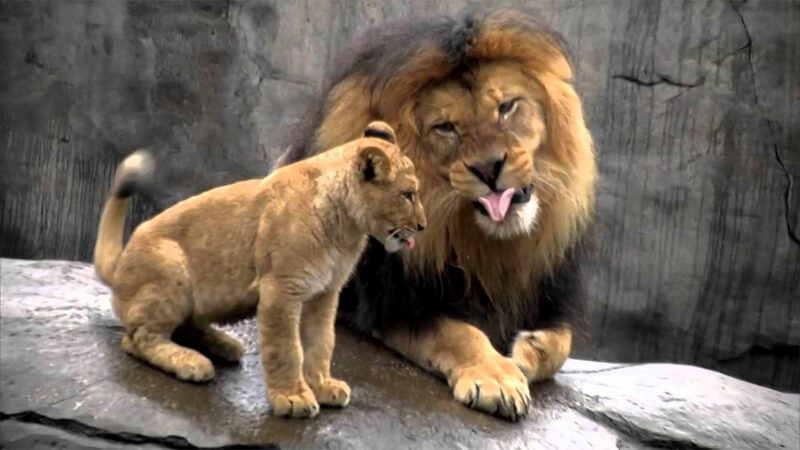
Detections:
[1, 258, 797, 449]
[0, 0, 797, 392]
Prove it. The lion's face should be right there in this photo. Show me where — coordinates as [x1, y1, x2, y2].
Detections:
[285, 8, 596, 289]
[412, 61, 547, 240]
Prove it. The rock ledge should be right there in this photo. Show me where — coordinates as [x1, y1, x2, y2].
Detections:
[1, 258, 797, 450]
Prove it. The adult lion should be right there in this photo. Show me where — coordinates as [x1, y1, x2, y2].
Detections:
[277, 7, 597, 421]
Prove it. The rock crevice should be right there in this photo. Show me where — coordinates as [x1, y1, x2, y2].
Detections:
[729, 0, 799, 245]
[1, 412, 271, 450]
[611, 74, 706, 89]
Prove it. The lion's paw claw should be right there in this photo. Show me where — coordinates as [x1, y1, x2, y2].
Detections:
[451, 357, 531, 421]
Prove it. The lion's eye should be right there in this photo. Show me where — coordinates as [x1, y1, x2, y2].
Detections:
[498, 98, 519, 119]
[432, 122, 456, 136]
[402, 191, 414, 201]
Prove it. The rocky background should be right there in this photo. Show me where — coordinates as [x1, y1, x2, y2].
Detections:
[1, 0, 797, 392]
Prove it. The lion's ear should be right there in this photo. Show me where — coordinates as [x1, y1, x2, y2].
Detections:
[357, 146, 392, 183]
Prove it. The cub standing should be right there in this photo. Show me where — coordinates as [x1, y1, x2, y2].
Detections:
[93, 122, 426, 419]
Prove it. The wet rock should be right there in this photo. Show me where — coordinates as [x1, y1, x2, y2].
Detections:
[1, 258, 797, 449]
[1, 0, 797, 392]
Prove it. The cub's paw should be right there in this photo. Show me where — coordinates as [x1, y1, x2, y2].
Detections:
[171, 351, 216, 383]
[121, 335, 216, 383]
[205, 333, 246, 363]
[450, 356, 531, 422]
[511, 329, 571, 383]
[311, 378, 351, 407]
[269, 388, 320, 419]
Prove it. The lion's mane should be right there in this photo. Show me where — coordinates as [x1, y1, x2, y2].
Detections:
[280, 7, 597, 351]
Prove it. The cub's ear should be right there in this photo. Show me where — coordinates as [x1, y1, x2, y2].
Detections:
[364, 120, 396, 144]
[357, 145, 392, 183]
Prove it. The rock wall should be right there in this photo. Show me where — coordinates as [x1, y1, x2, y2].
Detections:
[1, 0, 797, 391]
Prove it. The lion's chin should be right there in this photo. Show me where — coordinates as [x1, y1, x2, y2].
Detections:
[473, 196, 539, 240]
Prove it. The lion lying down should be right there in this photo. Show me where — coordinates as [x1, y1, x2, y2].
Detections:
[274, 7, 599, 422]
[93, 121, 426, 419]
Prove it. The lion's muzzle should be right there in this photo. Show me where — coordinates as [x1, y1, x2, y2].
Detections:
[473, 184, 533, 222]
[461, 150, 534, 222]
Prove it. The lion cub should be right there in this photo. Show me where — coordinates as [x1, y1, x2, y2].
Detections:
[93, 121, 426, 419]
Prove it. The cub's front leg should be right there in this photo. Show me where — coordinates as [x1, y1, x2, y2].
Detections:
[257, 277, 319, 419]
[301, 290, 351, 408]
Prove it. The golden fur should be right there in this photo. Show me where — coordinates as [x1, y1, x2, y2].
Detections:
[94, 122, 426, 419]
[277, 8, 597, 421]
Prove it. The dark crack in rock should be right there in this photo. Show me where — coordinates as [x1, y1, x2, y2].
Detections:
[1, 258, 797, 449]
[0, 420, 166, 450]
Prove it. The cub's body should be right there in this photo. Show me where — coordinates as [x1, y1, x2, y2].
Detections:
[113, 172, 361, 327]
[94, 122, 425, 418]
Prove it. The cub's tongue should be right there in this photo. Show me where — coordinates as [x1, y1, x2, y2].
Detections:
[404, 237, 416, 250]
[478, 188, 516, 222]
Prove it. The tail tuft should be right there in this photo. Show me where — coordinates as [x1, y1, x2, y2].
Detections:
[113, 150, 155, 198]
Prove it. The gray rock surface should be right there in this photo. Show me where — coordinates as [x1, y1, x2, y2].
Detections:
[1, 258, 797, 450]
[0, 0, 798, 392]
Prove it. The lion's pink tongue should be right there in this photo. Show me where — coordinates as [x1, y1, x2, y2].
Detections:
[478, 188, 516, 222]
[405, 237, 416, 250]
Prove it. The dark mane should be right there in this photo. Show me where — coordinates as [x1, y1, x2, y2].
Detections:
[282, 7, 571, 164]
[337, 235, 590, 351]
[283, 15, 464, 160]
[277, 7, 592, 353]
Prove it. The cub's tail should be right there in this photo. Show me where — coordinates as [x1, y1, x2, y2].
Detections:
[94, 150, 155, 284]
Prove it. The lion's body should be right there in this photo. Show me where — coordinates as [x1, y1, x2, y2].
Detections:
[94, 122, 425, 419]
[278, 8, 597, 421]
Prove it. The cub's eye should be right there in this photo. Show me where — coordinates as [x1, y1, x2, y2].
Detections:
[402, 191, 415, 201]
[498, 98, 519, 119]
[432, 122, 456, 137]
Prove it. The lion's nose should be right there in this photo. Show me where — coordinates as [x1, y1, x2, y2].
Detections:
[417, 223, 425, 232]
[466, 155, 506, 189]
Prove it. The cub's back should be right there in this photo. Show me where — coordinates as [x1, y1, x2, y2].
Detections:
[135, 178, 266, 239]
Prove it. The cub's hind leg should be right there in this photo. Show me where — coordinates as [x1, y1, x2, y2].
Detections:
[120, 283, 215, 382]
[257, 277, 319, 418]
[175, 323, 246, 364]
[114, 242, 215, 383]
[301, 290, 350, 408]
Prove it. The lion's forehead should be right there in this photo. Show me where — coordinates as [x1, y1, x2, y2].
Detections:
[417, 63, 541, 116]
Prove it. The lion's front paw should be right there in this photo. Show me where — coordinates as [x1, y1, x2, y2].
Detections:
[269, 387, 320, 419]
[310, 377, 351, 407]
[511, 329, 571, 383]
[450, 356, 530, 421]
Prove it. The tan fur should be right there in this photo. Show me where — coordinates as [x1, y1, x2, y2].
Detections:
[376, 318, 530, 421]
[94, 122, 426, 419]
[281, 9, 597, 421]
